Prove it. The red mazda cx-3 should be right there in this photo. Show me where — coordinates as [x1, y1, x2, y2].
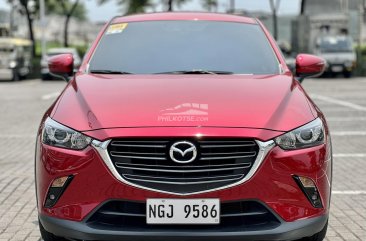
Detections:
[36, 12, 332, 241]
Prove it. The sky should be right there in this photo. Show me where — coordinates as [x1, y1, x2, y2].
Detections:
[0, 0, 301, 22]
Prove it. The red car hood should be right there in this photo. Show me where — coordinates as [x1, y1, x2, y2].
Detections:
[51, 74, 316, 132]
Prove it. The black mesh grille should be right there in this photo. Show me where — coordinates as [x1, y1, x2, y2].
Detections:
[86, 200, 281, 231]
[107, 138, 259, 194]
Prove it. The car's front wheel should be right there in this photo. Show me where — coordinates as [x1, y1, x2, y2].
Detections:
[12, 69, 19, 81]
[343, 71, 352, 78]
[301, 221, 328, 241]
[39, 220, 66, 241]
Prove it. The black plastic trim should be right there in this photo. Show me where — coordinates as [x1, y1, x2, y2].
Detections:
[293, 175, 323, 208]
[39, 213, 328, 241]
[44, 175, 74, 208]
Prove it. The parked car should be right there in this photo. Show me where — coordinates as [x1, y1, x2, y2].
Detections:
[0, 38, 32, 81]
[314, 35, 356, 78]
[36, 13, 332, 241]
[40, 48, 81, 80]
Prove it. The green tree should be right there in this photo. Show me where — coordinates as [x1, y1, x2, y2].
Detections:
[7, 0, 36, 56]
[6, 0, 86, 55]
[45, 0, 86, 47]
[60, 0, 86, 47]
[201, 0, 218, 12]
[46, 0, 86, 21]
[99, 0, 153, 14]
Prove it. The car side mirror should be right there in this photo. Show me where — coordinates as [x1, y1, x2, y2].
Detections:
[295, 54, 326, 83]
[48, 54, 74, 82]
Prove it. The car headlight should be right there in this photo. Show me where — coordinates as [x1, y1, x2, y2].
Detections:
[275, 118, 325, 150]
[9, 60, 17, 68]
[42, 117, 92, 150]
[344, 61, 353, 68]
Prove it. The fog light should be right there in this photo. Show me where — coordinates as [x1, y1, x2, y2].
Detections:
[45, 176, 73, 208]
[51, 176, 69, 187]
[293, 176, 323, 208]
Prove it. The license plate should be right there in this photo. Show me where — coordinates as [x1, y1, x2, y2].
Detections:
[146, 199, 220, 224]
[332, 66, 343, 72]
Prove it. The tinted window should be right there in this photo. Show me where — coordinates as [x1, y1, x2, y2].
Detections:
[89, 21, 279, 75]
[0, 47, 14, 53]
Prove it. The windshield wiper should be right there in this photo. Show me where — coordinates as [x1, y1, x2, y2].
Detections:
[155, 70, 233, 75]
[90, 70, 133, 74]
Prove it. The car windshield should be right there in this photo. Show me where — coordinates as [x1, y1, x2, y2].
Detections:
[0, 47, 14, 54]
[318, 37, 353, 53]
[89, 20, 280, 75]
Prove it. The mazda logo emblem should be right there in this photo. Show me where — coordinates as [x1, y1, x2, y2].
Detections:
[169, 141, 197, 164]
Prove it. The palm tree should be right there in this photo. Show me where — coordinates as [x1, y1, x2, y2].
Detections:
[162, 0, 190, 12]
[59, 0, 82, 47]
[202, 0, 218, 12]
[8, 0, 36, 56]
[99, 0, 153, 14]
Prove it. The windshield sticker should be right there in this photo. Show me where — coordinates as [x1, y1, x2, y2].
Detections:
[106, 23, 128, 35]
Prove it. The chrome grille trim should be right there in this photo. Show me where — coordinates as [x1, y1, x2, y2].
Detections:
[110, 151, 165, 156]
[110, 144, 167, 148]
[200, 153, 256, 160]
[201, 151, 256, 156]
[198, 140, 256, 144]
[110, 154, 166, 160]
[92, 139, 275, 196]
[115, 164, 252, 173]
[123, 173, 244, 181]
[114, 162, 252, 169]
[111, 141, 169, 143]
[200, 144, 256, 148]
[123, 176, 244, 185]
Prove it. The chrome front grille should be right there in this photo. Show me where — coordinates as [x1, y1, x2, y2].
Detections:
[107, 138, 259, 194]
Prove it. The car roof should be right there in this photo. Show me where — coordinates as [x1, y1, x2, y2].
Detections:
[112, 12, 257, 25]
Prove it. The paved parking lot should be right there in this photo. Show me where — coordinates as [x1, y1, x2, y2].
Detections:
[0, 77, 365, 240]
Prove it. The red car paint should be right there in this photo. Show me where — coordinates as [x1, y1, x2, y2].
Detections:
[36, 12, 331, 241]
[51, 74, 317, 132]
[36, 130, 331, 223]
[296, 54, 327, 77]
[48, 54, 74, 76]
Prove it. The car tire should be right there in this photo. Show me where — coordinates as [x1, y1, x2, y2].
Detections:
[343, 71, 352, 78]
[41, 74, 48, 81]
[301, 221, 328, 241]
[39, 220, 66, 241]
[12, 70, 20, 81]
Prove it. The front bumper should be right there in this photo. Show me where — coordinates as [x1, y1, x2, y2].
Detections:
[39, 213, 328, 241]
[325, 63, 354, 73]
[36, 132, 331, 222]
[0, 68, 13, 80]
[36, 126, 332, 240]
[41, 67, 50, 75]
